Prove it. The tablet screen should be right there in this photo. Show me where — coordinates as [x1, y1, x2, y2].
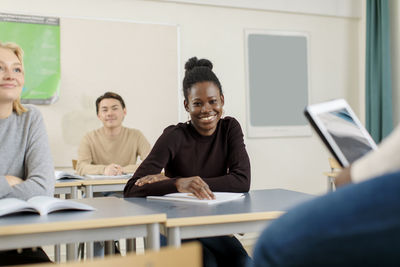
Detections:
[305, 99, 377, 167]
[317, 108, 374, 164]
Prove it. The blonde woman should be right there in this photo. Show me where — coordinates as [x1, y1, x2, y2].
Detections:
[0, 42, 54, 265]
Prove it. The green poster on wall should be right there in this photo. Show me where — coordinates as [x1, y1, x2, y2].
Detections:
[0, 13, 60, 104]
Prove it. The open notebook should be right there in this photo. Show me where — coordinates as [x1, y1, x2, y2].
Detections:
[0, 196, 95, 216]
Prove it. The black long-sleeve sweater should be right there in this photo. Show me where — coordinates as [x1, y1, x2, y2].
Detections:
[124, 116, 250, 197]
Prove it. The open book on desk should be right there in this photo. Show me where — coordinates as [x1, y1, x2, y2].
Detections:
[55, 170, 84, 180]
[0, 196, 95, 217]
[84, 174, 133, 179]
[147, 192, 245, 205]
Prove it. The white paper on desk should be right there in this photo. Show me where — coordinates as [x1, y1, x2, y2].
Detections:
[84, 174, 133, 179]
[147, 192, 245, 205]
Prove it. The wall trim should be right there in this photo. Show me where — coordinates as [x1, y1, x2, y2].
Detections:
[153, 0, 362, 18]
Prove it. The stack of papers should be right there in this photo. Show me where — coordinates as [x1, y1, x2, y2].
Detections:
[147, 192, 245, 205]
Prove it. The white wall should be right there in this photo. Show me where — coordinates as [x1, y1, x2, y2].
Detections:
[158, 0, 361, 18]
[0, 0, 364, 194]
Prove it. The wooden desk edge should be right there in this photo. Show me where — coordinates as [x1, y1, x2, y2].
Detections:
[164, 211, 285, 227]
[55, 181, 83, 187]
[0, 213, 166, 236]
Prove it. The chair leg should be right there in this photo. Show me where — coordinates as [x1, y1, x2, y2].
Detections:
[105, 241, 114, 255]
[327, 176, 335, 192]
[126, 238, 136, 253]
[78, 243, 85, 259]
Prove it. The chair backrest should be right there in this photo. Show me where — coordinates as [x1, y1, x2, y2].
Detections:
[72, 159, 77, 170]
[22, 242, 201, 267]
[325, 158, 343, 192]
[328, 157, 342, 171]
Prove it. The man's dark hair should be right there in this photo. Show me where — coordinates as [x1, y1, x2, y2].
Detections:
[95, 92, 126, 114]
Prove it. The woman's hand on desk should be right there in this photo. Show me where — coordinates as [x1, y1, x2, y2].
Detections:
[5, 175, 23, 186]
[135, 173, 169, 186]
[175, 176, 215, 200]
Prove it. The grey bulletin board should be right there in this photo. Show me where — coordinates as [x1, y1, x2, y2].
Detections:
[245, 30, 310, 137]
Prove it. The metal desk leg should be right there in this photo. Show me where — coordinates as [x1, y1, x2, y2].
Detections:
[327, 176, 335, 192]
[53, 193, 61, 263]
[86, 241, 94, 259]
[83, 185, 95, 259]
[85, 185, 93, 198]
[167, 227, 181, 248]
[66, 244, 77, 261]
[70, 186, 78, 199]
[66, 192, 78, 261]
[83, 184, 94, 259]
[147, 223, 160, 250]
[54, 244, 61, 263]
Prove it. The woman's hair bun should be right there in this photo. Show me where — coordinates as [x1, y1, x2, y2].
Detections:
[184, 57, 213, 72]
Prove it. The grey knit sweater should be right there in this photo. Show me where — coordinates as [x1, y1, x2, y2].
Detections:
[0, 105, 54, 200]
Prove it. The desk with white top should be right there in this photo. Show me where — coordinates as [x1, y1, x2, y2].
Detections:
[0, 197, 165, 260]
[54, 179, 82, 198]
[54, 177, 130, 198]
[81, 178, 129, 198]
[125, 189, 314, 247]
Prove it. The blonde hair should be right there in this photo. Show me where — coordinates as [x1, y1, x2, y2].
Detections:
[0, 41, 27, 115]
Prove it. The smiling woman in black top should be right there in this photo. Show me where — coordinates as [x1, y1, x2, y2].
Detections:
[124, 57, 251, 267]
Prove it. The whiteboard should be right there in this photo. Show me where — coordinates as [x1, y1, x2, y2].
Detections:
[38, 17, 179, 166]
[245, 29, 310, 138]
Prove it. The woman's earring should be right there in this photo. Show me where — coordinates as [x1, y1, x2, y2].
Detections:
[187, 114, 191, 124]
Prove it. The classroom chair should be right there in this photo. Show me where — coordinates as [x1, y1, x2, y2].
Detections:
[72, 159, 78, 170]
[323, 157, 342, 192]
[21, 242, 201, 267]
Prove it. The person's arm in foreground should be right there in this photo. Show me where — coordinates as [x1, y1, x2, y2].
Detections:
[335, 124, 400, 188]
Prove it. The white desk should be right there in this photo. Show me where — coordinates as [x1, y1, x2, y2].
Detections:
[125, 189, 314, 247]
[54, 179, 81, 198]
[81, 178, 128, 198]
[0, 197, 165, 260]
